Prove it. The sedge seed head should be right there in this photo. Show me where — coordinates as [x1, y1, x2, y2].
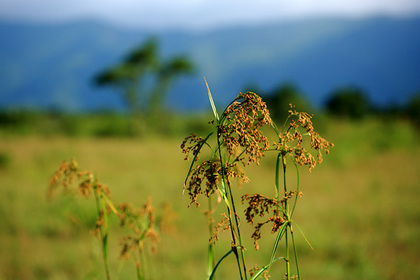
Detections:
[276, 104, 334, 171]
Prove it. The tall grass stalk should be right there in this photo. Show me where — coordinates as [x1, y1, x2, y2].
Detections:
[206, 195, 215, 279]
[93, 187, 112, 280]
[181, 80, 333, 279]
[48, 159, 160, 280]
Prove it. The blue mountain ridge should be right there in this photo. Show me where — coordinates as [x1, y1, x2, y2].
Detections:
[0, 15, 419, 112]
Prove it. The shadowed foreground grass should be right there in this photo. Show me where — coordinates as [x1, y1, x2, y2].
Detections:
[0, 118, 419, 279]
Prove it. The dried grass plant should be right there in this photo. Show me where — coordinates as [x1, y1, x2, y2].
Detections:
[48, 159, 159, 280]
[181, 79, 333, 279]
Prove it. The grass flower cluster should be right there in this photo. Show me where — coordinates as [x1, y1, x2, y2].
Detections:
[181, 80, 333, 279]
[49, 159, 159, 280]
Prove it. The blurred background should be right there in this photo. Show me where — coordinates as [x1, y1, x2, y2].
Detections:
[0, 1, 420, 279]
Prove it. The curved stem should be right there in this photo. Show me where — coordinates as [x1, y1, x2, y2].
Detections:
[282, 155, 291, 280]
[290, 162, 300, 218]
[275, 153, 281, 202]
[291, 227, 300, 280]
[207, 196, 215, 279]
[227, 180, 247, 279]
[94, 190, 111, 280]
[216, 128, 247, 280]
[209, 249, 235, 280]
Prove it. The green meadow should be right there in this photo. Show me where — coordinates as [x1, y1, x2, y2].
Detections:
[0, 115, 419, 279]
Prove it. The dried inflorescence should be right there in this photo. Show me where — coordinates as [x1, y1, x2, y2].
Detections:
[181, 90, 333, 279]
[181, 93, 334, 250]
[186, 159, 221, 206]
[275, 104, 334, 172]
[49, 159, 78, 190]
[219, 92, 273, 166]
[48, 158, 111, 199]
[250, 264, 271, 280]
[242, 194, 278, 225]
[181, 92, 275, 251]
[242, 194, 288, 250]
[181, 90, 334, 279]
[118, 198, 160, 259]
[180, 133, 206, 161]
[49, 159, 160, 262]
[210, 213, 231, 244]
[240, 105, 333, 251]
[49, 159, 114, 240]
[181, 92, 272, 207]
[186, 159, 250, 207]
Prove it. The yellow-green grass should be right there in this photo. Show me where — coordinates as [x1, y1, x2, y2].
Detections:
[0, 118, 419, 279]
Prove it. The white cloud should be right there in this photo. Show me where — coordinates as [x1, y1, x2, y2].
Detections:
[0, 0, 419, 29]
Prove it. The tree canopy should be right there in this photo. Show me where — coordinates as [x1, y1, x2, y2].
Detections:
[94, 38, 194, 114]
[263, 82, 312, 122]
[325, 86, 372, 119]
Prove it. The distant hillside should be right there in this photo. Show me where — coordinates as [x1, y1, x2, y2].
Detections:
[0, 16, 419, 112]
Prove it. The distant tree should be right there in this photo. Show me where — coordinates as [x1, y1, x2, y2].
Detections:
[325, 86, 372, 119]
[94, 38, 194, 115]
[405, 92, 420, 127]
[263, 82, 312, 122]
[150, 55, 195, 113]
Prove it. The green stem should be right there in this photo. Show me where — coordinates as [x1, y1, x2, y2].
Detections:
[227, 180, 247, 279]
[275, 154, 281, 202]
[225, 202, 243, 280]
[290, 163, 300, 217]
[135, 252, 143, 280]
[216, 127, 247, 280]
[138, 244, 146, 280]
[291, 227, 300, 280]
[282, 155, 291, 280]
[207, 196, 215, 279]
[115, 259, 126, 280]
[285, 228, 290, 280]
[209, 249, 235, 280]
[94, 190, 111, 280]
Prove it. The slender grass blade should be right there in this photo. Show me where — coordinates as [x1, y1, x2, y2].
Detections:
[250, 257, 285, 280]
[204, 77, 219, 122]
[291, 230, 301, 280]
[209, 249, 234, 280]
[269, 221, 289, 266]
[293, 221, 314, 251]
[101, 194, 118, 214]
[207, 243, 215, 279]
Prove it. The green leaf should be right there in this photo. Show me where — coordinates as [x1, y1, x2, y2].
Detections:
[291, 229, 301, 280]
[217, 180, 235, 220]
[209, 248, 235, 280]
[207, 243, 215, 279]
[204, 77, 219, 122]
[290, 162, 300, 217]
[269, 221, 289, 267]
[293, 221, 314, 251]
[250, 257, 285, 280]
[101, 193, 118, 215]
[275, 153, 281, 201]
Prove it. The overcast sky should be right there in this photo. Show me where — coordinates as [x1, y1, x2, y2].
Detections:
[1, 0, 420, 30]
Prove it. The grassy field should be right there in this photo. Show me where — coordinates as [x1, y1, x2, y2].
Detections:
[0, 117, 419, 279]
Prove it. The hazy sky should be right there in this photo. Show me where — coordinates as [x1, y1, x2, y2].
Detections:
[1, 0, 420, 30]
